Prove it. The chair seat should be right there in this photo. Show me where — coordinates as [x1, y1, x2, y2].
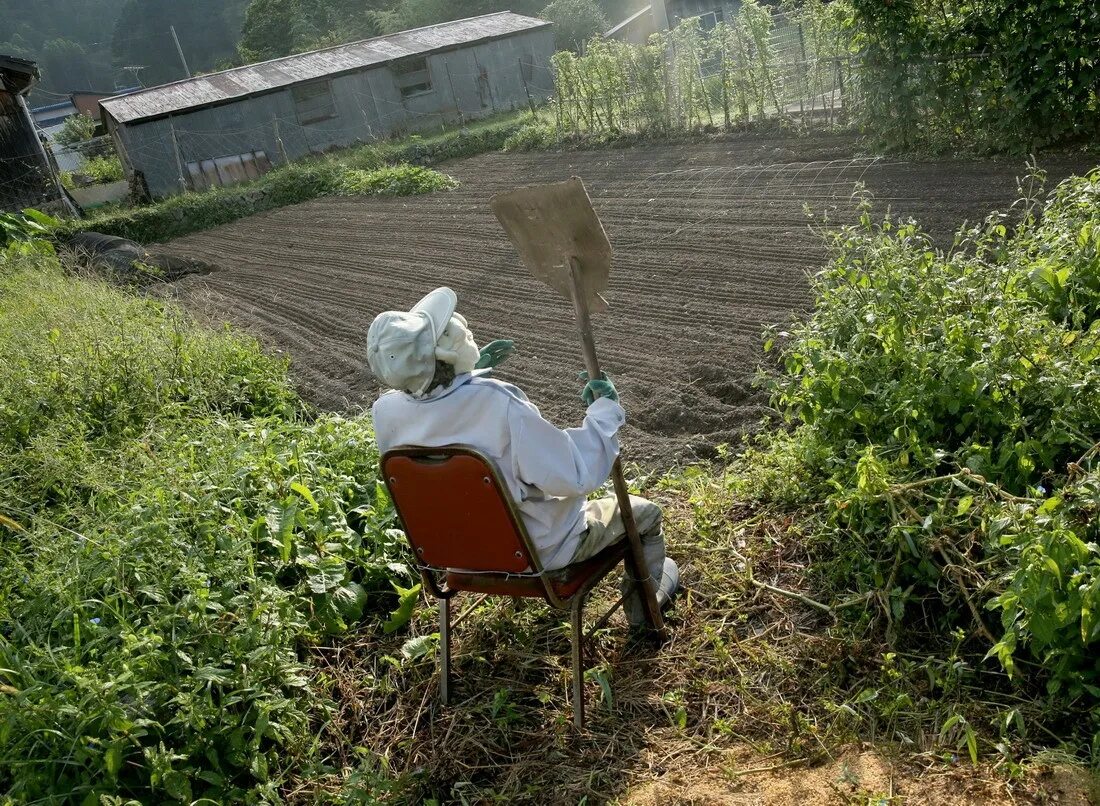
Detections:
[446, 542, 627, 602]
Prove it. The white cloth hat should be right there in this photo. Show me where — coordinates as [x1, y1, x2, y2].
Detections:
[367, 287, 457, 395]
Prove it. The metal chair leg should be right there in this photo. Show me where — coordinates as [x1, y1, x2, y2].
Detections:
[439, 596, 451, 705]
[570, 594, 585, 729]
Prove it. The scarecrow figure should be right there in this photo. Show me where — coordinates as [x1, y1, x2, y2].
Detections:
[367, 286, 679, 627]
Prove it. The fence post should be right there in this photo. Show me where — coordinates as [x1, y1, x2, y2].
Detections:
[272, 115, 289, 164]
[519, 58, 538, 117]
[720, 44, 731, 130]
[834, 57, 846, 127]
[797, 22, 808, 120]
[169, 119, 187, 193]
[444, 62, 464, 126]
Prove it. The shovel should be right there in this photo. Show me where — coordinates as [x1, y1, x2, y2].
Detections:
[490, 177, 668, 639]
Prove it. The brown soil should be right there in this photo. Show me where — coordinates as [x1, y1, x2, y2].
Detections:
[158, 133, 1096, 467]
[622, 754, 1099, 805]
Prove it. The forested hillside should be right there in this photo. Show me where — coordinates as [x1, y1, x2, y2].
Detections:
[0, 0, 247, 101]
[0, 0, 127, 100]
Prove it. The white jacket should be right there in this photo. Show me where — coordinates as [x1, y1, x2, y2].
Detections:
[372, 370, 625, 570]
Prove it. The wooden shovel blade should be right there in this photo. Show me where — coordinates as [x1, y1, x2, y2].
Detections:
[489, 177, 612, 313]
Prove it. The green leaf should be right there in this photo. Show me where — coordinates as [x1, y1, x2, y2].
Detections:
[307, 555, 347, 594]
[290, 481, 319, 511]
[331, 582, 368, 625]
[956, 495, 974, 516]
[964, 724, 978, 765]
[585, 666, 614, 709]
[267, 503, 297, 563]
[383, 582, 421, 634]
[162, 770, 192, 802]
[104, 744, 122, 777]
[400, 633, 438, 661]
[20, 208, 60, 229]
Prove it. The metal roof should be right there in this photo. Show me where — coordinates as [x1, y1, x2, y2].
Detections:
[101, 12, 551, 125]
[0, 55, 39, 95]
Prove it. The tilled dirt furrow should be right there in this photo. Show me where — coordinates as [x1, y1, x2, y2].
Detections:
[160, 136, 1096, 466]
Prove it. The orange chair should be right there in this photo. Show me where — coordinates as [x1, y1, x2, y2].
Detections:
[381, 445, 631, 728]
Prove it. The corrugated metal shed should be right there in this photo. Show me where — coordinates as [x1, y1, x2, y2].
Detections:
[102, 12, 551, 125]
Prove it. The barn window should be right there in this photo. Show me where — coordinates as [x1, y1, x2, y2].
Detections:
[393, 57, 433, 98]
[292, 81, 336, 125]
[693, 11, 719, 30]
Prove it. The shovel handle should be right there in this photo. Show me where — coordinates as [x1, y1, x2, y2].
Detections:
[568, 258, 668, 639]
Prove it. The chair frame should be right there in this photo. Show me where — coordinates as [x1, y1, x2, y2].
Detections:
[381, 445, 630, 728]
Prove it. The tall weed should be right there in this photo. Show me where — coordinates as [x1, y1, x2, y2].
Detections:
[755, 169, 1100, 711]
[0, 255, 407, 802]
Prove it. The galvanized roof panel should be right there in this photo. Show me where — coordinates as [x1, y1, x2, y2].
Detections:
[102, 12, 551, 125]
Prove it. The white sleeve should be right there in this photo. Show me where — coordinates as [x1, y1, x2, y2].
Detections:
[507, 396, 625, 497]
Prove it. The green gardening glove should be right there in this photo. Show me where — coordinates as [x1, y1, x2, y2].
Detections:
[475, 339, 515, 369]
[579, 371, 619, 406]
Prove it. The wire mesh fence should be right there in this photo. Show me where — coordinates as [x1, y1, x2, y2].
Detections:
[0, 151, 66, 212]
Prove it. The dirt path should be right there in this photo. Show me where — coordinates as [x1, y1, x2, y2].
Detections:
[159, 134, 1095, 467]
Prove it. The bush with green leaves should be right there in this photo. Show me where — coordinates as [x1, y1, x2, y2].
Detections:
[0, 208, 60, 252]
[502, 122, 563, 152]
[540, 0, 607, 52]
[338, 164, 458, 196]
[66, 161, 456, 244]
[0, 253, 412, 801]
[54, 114, 97, 146]
[83, 154, 125, 184]
[850, 0, 1100, 151]
[750, 169, 1100, 714]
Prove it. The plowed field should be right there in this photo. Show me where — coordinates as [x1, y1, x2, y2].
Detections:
[159, 134, 1095, 466]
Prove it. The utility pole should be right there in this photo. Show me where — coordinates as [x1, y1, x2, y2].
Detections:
[170, 26, 192, 78]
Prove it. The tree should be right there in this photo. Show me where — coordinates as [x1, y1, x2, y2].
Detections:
[238, 0, 384, 61]
[39, 38, 110, 92]
[1, 0, 127, 100]
[112, 0, 245, 85]
[371, 0, 543, 35]
[53, 114, 97, 146]
[540, 0, 607, 51]
[238, 0, 305, 61]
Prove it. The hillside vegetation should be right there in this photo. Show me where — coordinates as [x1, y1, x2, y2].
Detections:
[722, 168, 1100, 745]
[0, 240, 417, 802]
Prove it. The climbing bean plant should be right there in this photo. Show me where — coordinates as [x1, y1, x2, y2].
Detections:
[546, 0, 856, 138]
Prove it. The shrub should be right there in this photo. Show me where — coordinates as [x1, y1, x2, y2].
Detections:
[756, 170, 1100, 701]
[0, 208, 59, 251]
[0, 253, 409, 801]
[540, 0, 607, 51]
[67, 161, 456, 244]
[338, 164, 457, 196]
[54, 114, 96, 146]
[503, 122, 563, 152]
[83, 154, 125, 184]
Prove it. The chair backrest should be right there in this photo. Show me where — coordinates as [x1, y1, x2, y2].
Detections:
[381, 446, 538, 574]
